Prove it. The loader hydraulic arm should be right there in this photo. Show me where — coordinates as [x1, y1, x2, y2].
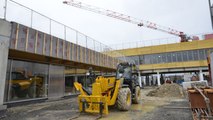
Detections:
[74, 82, 91, 95]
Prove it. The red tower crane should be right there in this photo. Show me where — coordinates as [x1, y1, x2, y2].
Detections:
[63, 0, 193, 42]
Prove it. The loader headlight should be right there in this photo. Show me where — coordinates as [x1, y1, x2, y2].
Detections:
[119, 73, 123, 77]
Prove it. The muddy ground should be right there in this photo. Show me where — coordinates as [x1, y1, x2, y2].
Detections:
[1, 86, 192, 120]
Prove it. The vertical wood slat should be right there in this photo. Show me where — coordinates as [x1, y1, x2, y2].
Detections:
[15, 24, 19, 49]
[25, 27, 29, 51]
[35, 31, 38, 53]
[43, 34, 46, 55]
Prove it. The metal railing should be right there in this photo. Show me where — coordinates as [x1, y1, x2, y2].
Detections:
[0, 0, 135, 63]
[109, 32, 213, 50]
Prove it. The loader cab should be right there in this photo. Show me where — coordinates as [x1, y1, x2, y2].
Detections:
[116, 62, 137, 80]
[116, 62, 140, 94]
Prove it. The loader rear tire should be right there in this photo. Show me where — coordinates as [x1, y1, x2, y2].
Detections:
[117, 87, 131, 111]
[133, 86, 140, 104]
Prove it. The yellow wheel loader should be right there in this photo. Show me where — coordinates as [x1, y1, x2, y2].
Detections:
[74, 62, 141, 115]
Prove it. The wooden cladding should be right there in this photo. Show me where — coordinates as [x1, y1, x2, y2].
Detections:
[9, 22, 117, 69]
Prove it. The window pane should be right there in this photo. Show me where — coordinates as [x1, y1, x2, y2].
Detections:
[157, 54, 162, 63]
[193, 50, 198, 60]
[177, 52, 182, 62]
[172, 52, 177, 62]
[182, 51, 188, 61]
[167, 53, 172, 63]
[198, 49, 205, 60]
[144, 55, 152, 64]
[139, 55, 144, 64]
[188, 50, 194, 61]
[152, 54, 158, 64]
[162, 53, 167, 63]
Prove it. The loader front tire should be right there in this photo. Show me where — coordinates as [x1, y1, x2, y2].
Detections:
[117, 87, 131, 111]
[133, 86, 140, 104]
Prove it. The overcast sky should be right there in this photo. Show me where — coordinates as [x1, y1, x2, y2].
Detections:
[0, 0, 212, 48]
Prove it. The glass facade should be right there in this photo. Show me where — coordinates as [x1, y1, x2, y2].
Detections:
[4, 60, 49, 102]
[125, 48, 213, 65]
[4, 59, 91, 102]
[65, 76, 76, 95]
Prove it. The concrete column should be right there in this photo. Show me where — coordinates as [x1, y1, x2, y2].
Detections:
[157, 72, 161, 86]
[138, 72, 142, 88]
[199, 69, 204, 81]
[143, 76, 146, 86]
[0, 19, 11, 113]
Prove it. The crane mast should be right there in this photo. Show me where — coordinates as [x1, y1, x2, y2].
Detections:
[63, 0, 189, 42]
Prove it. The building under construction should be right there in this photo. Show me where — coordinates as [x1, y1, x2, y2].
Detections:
[0, 0, 213, 119]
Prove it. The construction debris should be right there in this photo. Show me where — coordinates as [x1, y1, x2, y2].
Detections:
[147, 83, 184, 98]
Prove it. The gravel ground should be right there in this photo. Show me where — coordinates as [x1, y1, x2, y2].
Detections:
[142, 100, 193, 120]
[2, 98, 79, 120]
[1, 86, 193, 120]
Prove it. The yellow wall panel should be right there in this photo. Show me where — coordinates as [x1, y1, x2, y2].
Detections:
[113, 39, 213, 57]
[139, 60, 208, 70]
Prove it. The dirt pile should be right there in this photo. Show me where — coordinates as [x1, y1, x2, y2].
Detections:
[147, 83, 184, 98]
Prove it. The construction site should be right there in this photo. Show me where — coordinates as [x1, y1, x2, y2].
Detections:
[0, 0, 213, 120]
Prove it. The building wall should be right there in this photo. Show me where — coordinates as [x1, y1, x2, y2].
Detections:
[114, 39, 213, 57]
[0, 19, 10, 110]
[113, 40, 213, 71]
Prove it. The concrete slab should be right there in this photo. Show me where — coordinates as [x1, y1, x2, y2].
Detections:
[0, 19, 10, 111]
[0, 19, 11, 36]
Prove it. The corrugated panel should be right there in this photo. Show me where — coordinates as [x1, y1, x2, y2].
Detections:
[63, 41, 69, 60]
[88, 49, 91, 64]
[52, 37, 57, 57]
[58, 39, 63, 58]
[27, 28, 36, 53]
[45, 34, 51, 56]
[36, 31, 44, 55]
[77, 45, 80, 62]
[10, 23, 18, 49]
[80, 46, 83, 63]
[17, 24, 27, 51]
[82, 47, 85, 63]
[72, 43, 77, 61]
[70, 43, 73, 61]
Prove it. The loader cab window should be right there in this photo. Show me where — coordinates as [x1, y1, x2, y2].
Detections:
[116, 65, 131, 79]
